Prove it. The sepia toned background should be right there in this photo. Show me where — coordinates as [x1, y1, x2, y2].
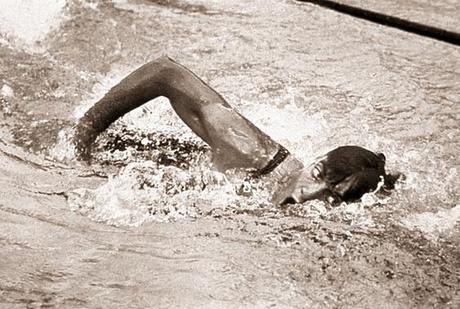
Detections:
[0, 0, 459, 307]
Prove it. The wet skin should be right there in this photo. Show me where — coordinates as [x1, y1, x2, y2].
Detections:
[75, 56, 399, 204]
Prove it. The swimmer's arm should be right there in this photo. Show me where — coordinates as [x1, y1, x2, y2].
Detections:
[74, 56, 205, 156]
[75, 56, 279, 169]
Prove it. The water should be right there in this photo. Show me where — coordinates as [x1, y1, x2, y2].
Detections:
[0, 0, 67, 50]
[1, 0, 459, 307]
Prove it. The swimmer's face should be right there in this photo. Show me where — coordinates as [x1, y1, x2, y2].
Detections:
[277, 168, 329, 205]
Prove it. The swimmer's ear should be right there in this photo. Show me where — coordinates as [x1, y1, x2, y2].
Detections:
[383, 172, 404, 190]
[280, 196, 297, 205]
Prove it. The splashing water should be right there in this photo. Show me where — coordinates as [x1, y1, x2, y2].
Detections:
[401, 204, 460, 240]
[241, 100, 332, 163]
[0, 0, 67, 49]
[66, 159, 275, 226]
[48, 126, 78, 162]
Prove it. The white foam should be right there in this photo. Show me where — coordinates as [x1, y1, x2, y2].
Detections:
[66, 161, 254, 226]
[401, 204, 460, 239]
[241, 102, 331, 162]
[1, 84, 14, 97]
[48, 126, 77, 161]
[0, 0, 67, 48]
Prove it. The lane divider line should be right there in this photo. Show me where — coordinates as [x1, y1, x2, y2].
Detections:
[295, 0, 460, 46]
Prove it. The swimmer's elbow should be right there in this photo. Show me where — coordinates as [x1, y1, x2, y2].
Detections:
[148, 55, 178, 69]
[131, 55, 175, 77]
[157, 55, 176, 63]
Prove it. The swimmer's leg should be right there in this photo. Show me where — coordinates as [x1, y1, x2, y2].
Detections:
[75, 56, 279, 170]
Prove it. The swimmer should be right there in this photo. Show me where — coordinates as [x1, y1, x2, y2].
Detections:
[74, 56, 400, 205]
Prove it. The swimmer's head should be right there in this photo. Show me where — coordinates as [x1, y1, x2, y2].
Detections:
[271, 146, 400, 205]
